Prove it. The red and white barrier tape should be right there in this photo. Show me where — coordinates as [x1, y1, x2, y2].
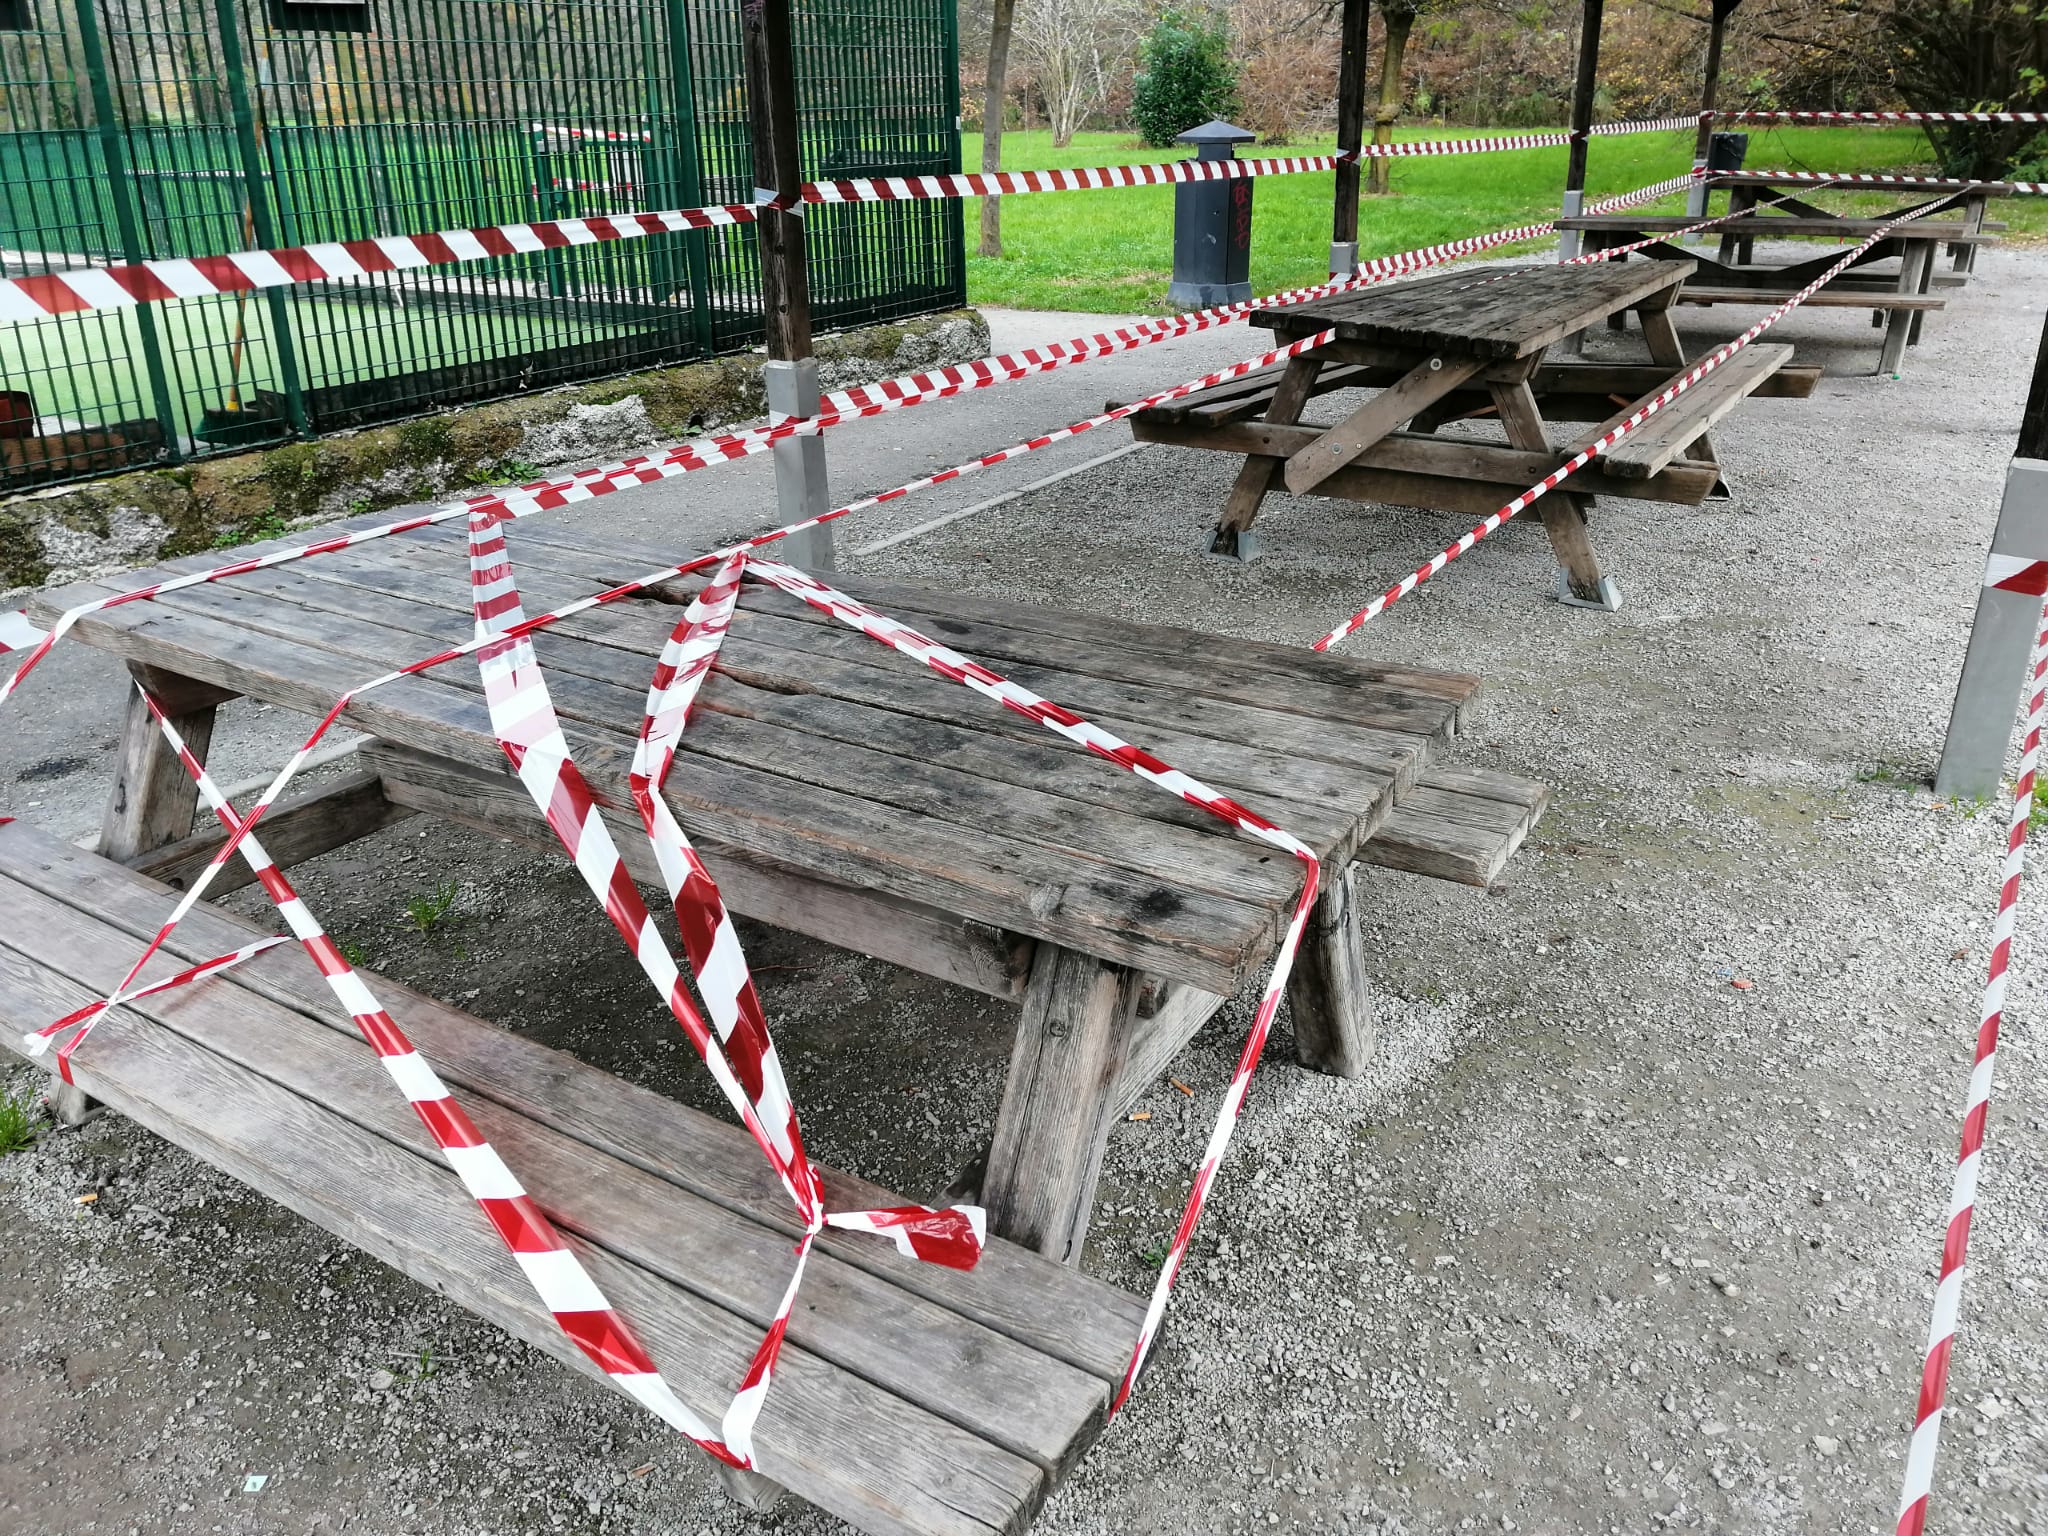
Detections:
[0, 608, 46, 656]
[1587, 114, 1704, 136]
[1721, 168, 2048, 196]
[1710, 108, 2048, 125]
[110, 688, 755, 1462]
[24, 930, 288, 1081]
[1312, 190, 1968, 648]
[1987, 553, 2048, 595]
[0, 172, 1701, 720]
[532, 121, 654, 143]
[1895, 588, 2048, 1536]
[735, 554, 1319, 1411]
[0, 132, 1697, 322]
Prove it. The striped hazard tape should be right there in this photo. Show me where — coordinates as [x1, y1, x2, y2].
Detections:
[1722, 168, 2048, 196]
[1986, 552, 2048, 595]
[1895, 588, 2048, 1535]
[1713, 108, 2048, 124]
[0, 132, 1698, 324]
[0, 609, 46, 656]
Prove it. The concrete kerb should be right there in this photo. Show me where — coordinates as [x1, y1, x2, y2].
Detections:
[0, 308, 989, 601]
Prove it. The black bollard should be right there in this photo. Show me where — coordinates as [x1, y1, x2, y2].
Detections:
[1168, 119, 1257, 308]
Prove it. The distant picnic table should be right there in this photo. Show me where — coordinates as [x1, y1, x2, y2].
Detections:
[1558, 174, 2008, 374]
[1128, 257, 1814, 610]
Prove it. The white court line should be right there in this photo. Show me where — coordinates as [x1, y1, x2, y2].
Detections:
[850, 440, 1149, 556]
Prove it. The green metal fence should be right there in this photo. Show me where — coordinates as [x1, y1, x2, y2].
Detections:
[0, 0, 962, 491]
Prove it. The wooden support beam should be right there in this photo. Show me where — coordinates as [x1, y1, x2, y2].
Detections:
[1281, 354, 1485, 494]
[1286, 863, 1375, 1077]
[742, 0, 812, 362]
[123, 767, 415, 895]
[983, 945, 1144, 1263]
[1695, 0, 1740, 160]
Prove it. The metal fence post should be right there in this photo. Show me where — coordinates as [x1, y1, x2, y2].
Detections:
[214, 0, 311, 438]
[73, 0, 183, 462]
[663, 0, 719, 358]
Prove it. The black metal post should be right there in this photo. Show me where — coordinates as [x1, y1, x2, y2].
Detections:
[741, 0, 833, 566]
[1330, 0, 1370, 275]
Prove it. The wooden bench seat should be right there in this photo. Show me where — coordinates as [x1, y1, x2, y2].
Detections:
[1357, 765, 1548, 887]
[1575, 341, 1794, 481]
[0, 818, 1145, 1536]
[1677, 285, 1947, 311]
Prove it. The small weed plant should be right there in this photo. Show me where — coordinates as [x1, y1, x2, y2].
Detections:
[402, 880, 461, 935]
[0, 1080, 45, 1157]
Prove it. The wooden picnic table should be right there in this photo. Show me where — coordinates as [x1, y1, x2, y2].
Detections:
[27, 513, 1544, 1268]
[1559, 176, 2007, 374]
[1129, 255, 1809, 610]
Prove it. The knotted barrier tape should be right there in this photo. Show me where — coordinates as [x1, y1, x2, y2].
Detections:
[1311, 189, 1971, 648]
[1894, 587, 2048, 1536]
[0, 127, 1699, 323]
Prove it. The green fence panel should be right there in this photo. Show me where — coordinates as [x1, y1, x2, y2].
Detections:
[0, 0, 962, 492]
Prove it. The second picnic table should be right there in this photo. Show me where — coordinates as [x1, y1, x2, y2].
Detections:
[1558, 174, 2007, 375]
[1129, 255, 1814, 610]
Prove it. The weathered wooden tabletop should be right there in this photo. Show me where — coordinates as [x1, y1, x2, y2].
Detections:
[30, 515, 1478, 1000]
[1251, 258, 1695, 359]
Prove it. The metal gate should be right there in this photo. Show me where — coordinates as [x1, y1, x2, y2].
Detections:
[0, 0, 962, 490]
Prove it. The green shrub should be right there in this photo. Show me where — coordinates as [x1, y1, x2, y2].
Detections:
[1131, 9, 1239, 148]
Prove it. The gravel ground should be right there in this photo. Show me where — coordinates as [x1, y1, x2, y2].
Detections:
[4, 246, 2047, 1536]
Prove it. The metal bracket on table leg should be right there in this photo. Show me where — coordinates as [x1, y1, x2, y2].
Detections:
[1206, 525, 1264, 564]
[1554, 569, 1623, 611]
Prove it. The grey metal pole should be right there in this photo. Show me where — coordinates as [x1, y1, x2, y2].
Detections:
[1935, 314, 2048, 797]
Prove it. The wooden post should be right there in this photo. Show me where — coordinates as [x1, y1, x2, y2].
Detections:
[742, 0, 833, 568]
[1287, 864, 1375, 1076]
[1330, 0, 1370, 276]
[61, 663, 237, 1126]
[1558, 0, 1604, 264]
[981, 944, 1144, 1264]
[1693, 0, 1738, 160]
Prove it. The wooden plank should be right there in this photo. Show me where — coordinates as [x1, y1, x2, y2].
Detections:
[124, 766, 415, 895]
[0, 824, 1150, 1386]
[1285, 862, 1374, 1077]
[99, 660, 233, 863]
[366, 741, 1037, 1001]
[1131, 417, 1723, 506]
[1558, 214, 1989, 239]
[240, 539, 1429, 858]
[25, 590, 1273, 993]
[0, 890, 1049, 1535]
[1678, 286, 1946, 310]
[513, 518, 1485, 713]
[0, 858, 1112, 1480]
[1357, 768, 1549, 887]
[1282, 353, 1487, 494]
[136, 572, 1308, 914]
[982, 945, 1144, 1263]
[1252, 259, 1693, 359]
[1491, 379, 1606, 601]
[1213, 353, 1322, 551]
[1582, 343, 1793, 480]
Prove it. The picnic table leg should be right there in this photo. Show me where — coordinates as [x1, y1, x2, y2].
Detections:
[1879, 240, 1933, 375]
[982, 943, 1144, 1263]
[1716, 185, 1757, 264]
[1287, 862, 1374, 1077]
[1490, 380, 1619, 611]
[716, 1462, 787, 1513]
[1634, 300, 1724, 491]
[52, 663, 237, 1127]
[1908, 234, 1937, 347]
[1952, 196, 1985, 274]
[1210, 355, 1323, 562]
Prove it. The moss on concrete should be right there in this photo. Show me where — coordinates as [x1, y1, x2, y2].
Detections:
[0, 308, 988, 598]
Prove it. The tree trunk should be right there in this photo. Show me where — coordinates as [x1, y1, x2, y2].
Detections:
[1366, 8, 1413, 196]
[980, 0, 1018, 257]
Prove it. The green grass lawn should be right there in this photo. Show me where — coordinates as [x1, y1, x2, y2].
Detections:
[962, 123, 2028, 313]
